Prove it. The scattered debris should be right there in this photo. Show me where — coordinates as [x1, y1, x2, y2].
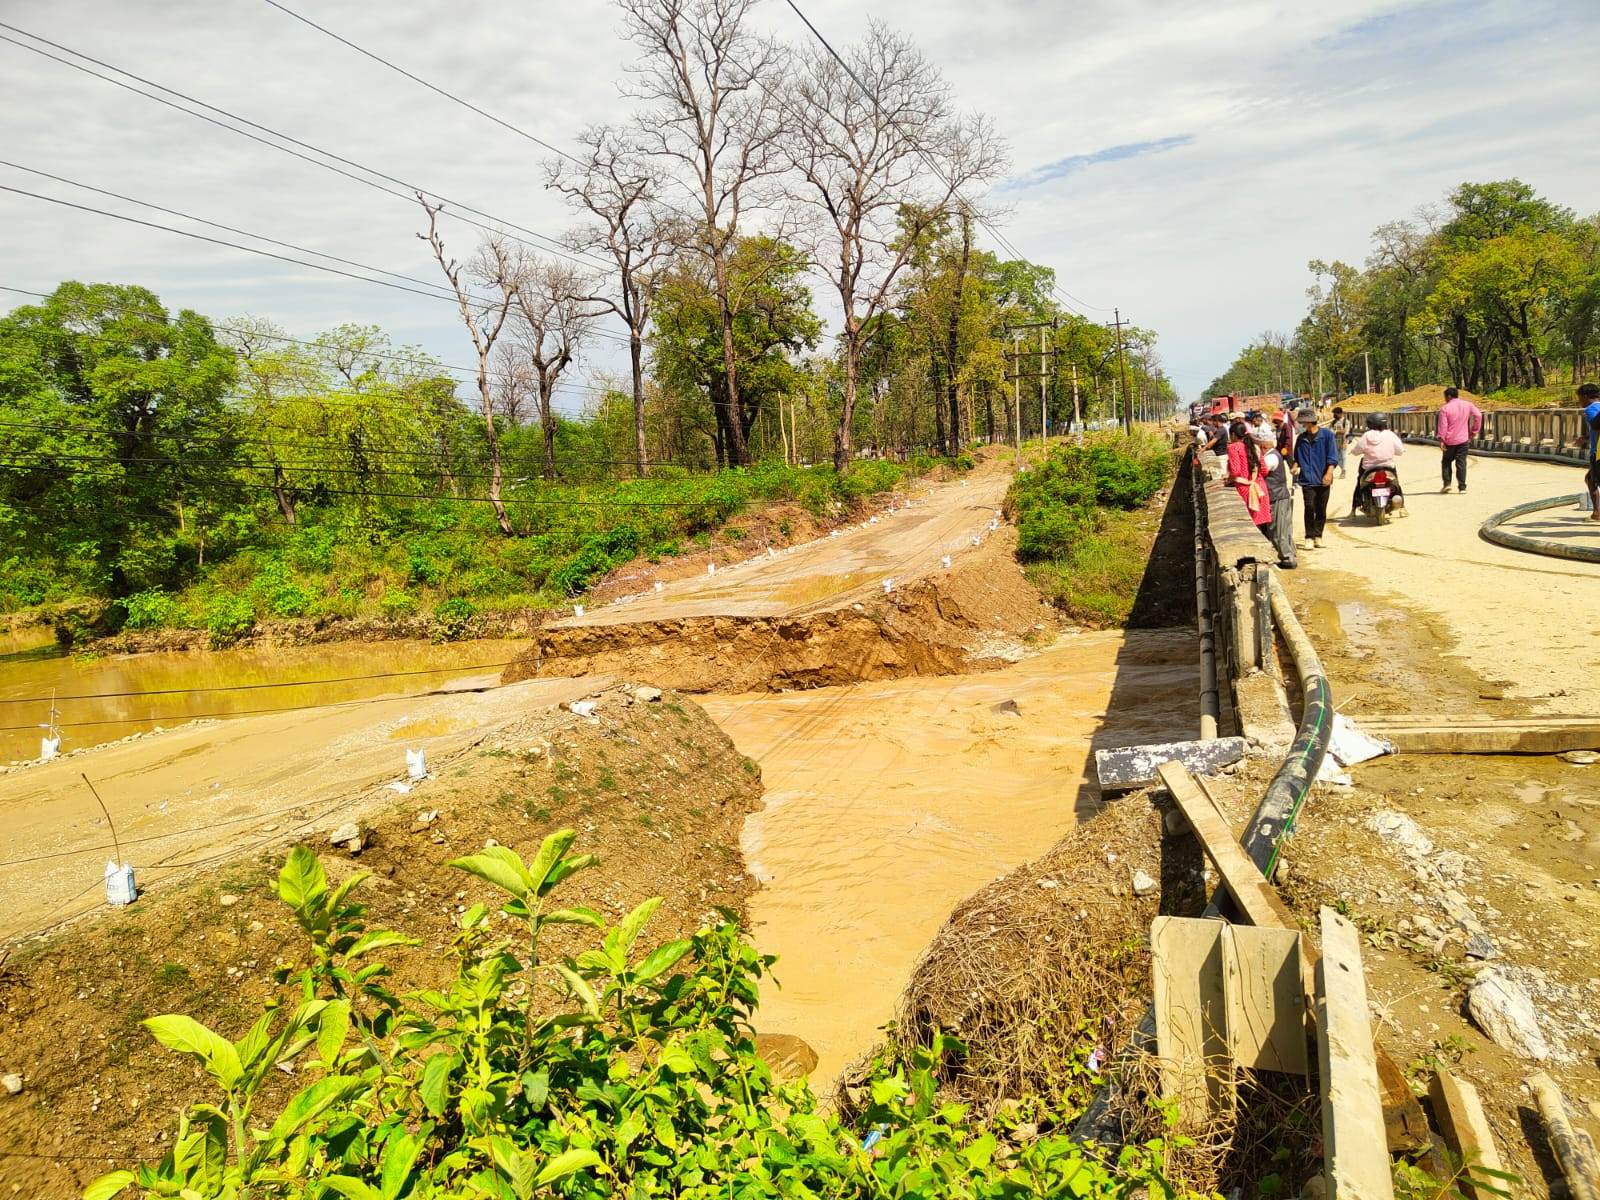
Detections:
[2, 1073, 22, 1096]
[328, 822, 366, 854]
[1131, 869, 1158, 897]
[633, 686, 663, 704]
[411, 810, 439, 831]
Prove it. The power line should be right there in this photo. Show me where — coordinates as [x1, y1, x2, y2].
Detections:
[0, 158, 463, 301]
[0, 463, 760, 509]
[0, 23, 609, 274]
[261, 0, 584, 168]
[778, 0, 1112, 319]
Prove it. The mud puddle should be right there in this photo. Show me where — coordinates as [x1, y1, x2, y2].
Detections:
[701, 628, 1198, 1084]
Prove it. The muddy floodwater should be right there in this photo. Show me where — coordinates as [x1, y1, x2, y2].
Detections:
[0, 629, 530, 764]
[702, 628, 1198, 1084]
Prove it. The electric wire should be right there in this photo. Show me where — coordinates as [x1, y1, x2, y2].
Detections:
[0, 23, 609, 273]
[261, 0, 584, 168]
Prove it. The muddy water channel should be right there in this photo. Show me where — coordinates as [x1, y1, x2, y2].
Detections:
[0, 629, 529, 764]
[702, 628, 1197, 1084]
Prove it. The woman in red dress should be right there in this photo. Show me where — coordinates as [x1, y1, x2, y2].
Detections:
[1225, 419, 1273, 537]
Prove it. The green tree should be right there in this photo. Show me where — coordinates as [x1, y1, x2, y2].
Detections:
[0, 281, 239, 595]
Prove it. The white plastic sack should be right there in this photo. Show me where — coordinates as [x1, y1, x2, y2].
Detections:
[104, 860, 137, 906]
[1329, 713, 1394, 767]
[406, 748, 427, 780]
[39, 735, 60, 762]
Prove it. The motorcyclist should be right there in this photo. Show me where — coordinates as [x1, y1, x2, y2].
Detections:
[1350, 413, 1407, 513]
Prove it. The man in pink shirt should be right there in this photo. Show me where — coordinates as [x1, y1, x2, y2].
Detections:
[1436, 386, 1483, 493]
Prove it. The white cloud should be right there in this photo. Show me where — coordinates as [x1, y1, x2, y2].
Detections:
[1, 0, 1595, 403]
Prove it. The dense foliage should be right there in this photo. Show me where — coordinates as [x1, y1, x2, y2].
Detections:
[1005, 435, 1174, 626]
[0, 283, 921, 633]
[1009, 437, 1173, 564]
[86, 833, 1191, 1200]
[1207, 179, 1599, 399]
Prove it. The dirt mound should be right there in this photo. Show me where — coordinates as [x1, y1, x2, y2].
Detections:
[502, 530, 1057, 693]
[0, 686, 761, 1199]
[1342, 384, 1482, 412]
[891, 789, 1206, 1116]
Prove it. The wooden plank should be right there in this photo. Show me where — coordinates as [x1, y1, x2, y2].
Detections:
[1095, 736, 1248, 792]
[1316, 906, 1395, 1200]
[1427, 1071, 1505, 1199]
[1160, 761, 1301, 930]
[1527, 1072, 1600, 1200]
[1223, 925, 1308, 1074]
[1151, 915, 1231, 1126]
[1166, 762, 1431, 1152]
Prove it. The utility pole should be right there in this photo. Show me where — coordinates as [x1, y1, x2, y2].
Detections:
[1316, 357, 1323, 401]
[1112, 308, 1133, 435]
[1011, 332, 1021, 465]
[1039, 324, 1051, 450]
[1364, 350, 1372, 396]
[1070, 361, 1082, 446]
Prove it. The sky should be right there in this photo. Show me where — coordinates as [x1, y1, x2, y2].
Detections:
[1, 0, 1596, 404]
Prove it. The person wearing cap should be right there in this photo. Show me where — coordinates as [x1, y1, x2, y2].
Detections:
[1291, 408, 1339, 549]
[1253, 420, 1296, 568]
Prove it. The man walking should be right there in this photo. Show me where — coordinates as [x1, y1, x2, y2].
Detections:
[1292, 409, 1339, 549]
[1330, 406, 1351, 478]
[1580, 381, 1600, 522]
[1436, 386, 1483, 493]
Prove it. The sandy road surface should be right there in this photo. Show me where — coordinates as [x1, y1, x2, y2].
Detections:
[0, 674, 601, 942]
[554, 469, 1011, 627]
[1304, 452, 1600, 709]
[703, 629, 1198, 1082]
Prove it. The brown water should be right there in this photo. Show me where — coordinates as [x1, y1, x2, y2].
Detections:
[0, 629, 530, 764]
[701, 628, 1198, 1084]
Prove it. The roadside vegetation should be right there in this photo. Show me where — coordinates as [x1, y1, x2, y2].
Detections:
[1006, 434, 1174, 625]
[1207, 179, 1599, 401]
[85, 833, 1193, 1200]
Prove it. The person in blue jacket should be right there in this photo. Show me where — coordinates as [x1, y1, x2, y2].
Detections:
[1581, 381, 1600, 523]
[1291, 408, 1339, 548]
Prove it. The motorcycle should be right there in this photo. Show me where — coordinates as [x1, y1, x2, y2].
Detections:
[1354, 462, 1405, 525]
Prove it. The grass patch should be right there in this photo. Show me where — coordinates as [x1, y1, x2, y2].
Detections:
[1008, 432, 1174, 627]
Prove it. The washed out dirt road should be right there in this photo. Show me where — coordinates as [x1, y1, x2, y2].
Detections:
[0, 673, 603, 941]
[550, 469, 1011, 626]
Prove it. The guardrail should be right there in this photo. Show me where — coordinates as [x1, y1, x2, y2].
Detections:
[1390, 406, 1588, 464]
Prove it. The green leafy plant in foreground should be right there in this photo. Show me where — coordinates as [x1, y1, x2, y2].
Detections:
[89, 831, 1192, 1200]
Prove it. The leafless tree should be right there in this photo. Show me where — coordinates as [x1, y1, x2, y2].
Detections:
[547, 124, 680, 475]
[418, 195, 520, 535]
[491, 342, 537, 426]
[786, 22, 1006, 469]
[619, 0, 787, 467]
[511, 259, 597, 479]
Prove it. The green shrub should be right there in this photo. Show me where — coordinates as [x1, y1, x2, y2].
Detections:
[124, 589, 177, 631]
[203, 593, 254, 648]
[378, 589, 418, 618]
[432, 595, 477, 640]
[88, 836, 1188, 1200]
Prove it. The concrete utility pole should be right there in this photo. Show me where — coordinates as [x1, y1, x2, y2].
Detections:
[1364, 351, 1372, 396]
[1012, 332, 1021, 464]
[1070, 361, 1082, 446]
[1039, 325, 1050, 450]
[1112, 308, 1133, 435]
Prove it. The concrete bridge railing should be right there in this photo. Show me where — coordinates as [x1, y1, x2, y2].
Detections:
[1391, 406, 1589, 464]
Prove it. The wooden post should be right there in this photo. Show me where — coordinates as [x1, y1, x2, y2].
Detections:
[1316, 907, 1394, 1200]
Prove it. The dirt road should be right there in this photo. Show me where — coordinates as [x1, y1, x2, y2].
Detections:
[553, 469, 1010, 626]
[0, 674, 601, 941]
[1308, 452, 1600, 709]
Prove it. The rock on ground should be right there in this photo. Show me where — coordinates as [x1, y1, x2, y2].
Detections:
[1466, 968, 1551, 1062]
